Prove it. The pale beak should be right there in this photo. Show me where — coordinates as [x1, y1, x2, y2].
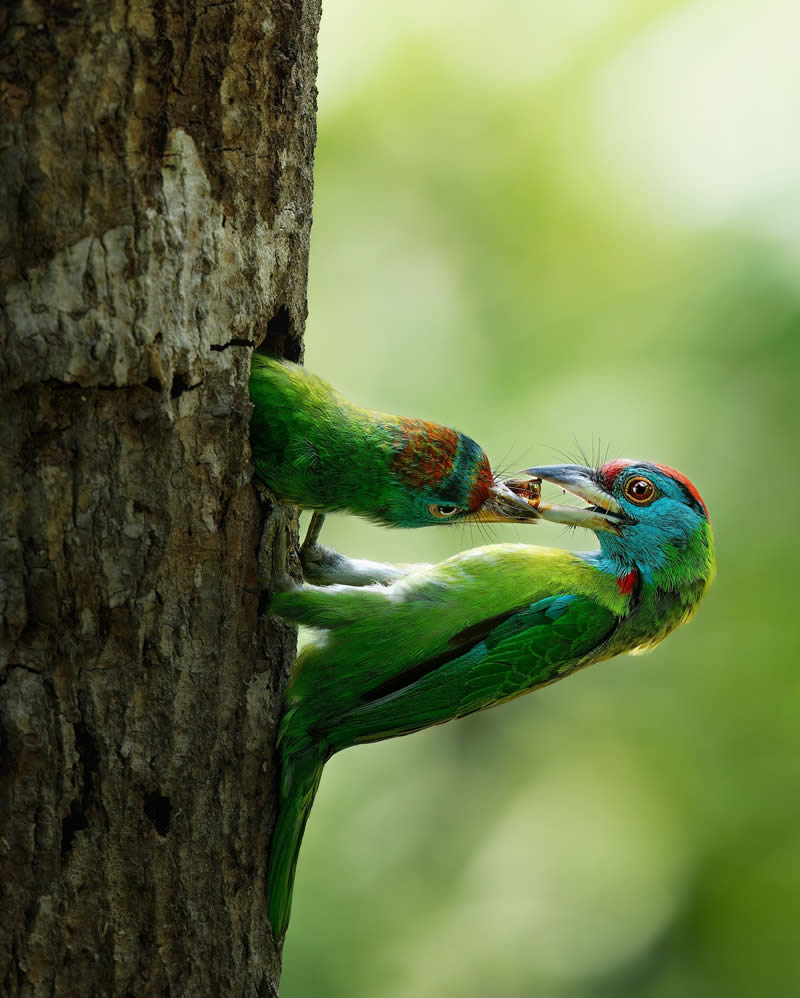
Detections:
[517, 465, 627, 533]
[465, 479, 542, 524]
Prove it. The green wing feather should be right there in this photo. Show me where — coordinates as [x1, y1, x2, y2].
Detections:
[328, 593, 617, 747]
[268, 544, 626, 938]
[273, 544, 626, 750]
[266, 589, 616, 936]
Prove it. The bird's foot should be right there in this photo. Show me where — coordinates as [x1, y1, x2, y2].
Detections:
[254, 481, 298, 597]
[297, 510, 380, 586]
[299, 541, 347, 586]
[300, 542, 411, 587]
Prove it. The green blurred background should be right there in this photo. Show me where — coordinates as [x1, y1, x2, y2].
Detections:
[281, 1, 800, 994]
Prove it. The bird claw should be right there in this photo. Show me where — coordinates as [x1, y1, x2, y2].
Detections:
[300, 542, 413, 587]
[252, 489, 406, 590]
[254, 481, 298, 596]
[299, 541, 347, 585]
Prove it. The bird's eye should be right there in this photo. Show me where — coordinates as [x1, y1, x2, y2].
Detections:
[429, 504, 463, 519]
[624, 476, 656, 505]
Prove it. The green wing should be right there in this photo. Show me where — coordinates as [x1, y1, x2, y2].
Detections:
[270, 591, 616, 934]
[326, 593, 617, 750]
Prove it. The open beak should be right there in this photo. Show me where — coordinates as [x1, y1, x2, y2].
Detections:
[465, 479, 542, 524]
[513, 465, 628, 533]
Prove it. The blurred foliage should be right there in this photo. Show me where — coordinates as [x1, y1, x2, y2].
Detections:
[280, 1, 800, 995]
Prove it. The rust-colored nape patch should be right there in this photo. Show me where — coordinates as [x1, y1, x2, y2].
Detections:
[391, 419, 460, 489]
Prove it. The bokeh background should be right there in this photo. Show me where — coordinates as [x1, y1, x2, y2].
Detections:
[281, 1, 800, 995]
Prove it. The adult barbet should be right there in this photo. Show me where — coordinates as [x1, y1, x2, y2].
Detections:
[266, 459, 715, 937]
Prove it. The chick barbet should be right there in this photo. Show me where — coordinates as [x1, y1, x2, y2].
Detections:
[249, 355, 540, 580]
[265, 459, 714, 938]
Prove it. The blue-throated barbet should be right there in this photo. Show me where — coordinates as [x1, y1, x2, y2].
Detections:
[264, 459, 715, 938]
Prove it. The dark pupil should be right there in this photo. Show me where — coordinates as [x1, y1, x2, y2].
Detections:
[438, 505, 457, 515]
[632, 481, 649, 496]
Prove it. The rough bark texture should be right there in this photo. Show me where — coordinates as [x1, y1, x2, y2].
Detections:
[0, 1, 320, 994]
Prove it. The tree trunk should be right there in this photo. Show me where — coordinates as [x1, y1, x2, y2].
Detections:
[0, 1, 319, 994]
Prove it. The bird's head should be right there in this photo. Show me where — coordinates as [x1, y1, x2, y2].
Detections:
[513, 460, 714, 587]
[388, 421, 540, 527]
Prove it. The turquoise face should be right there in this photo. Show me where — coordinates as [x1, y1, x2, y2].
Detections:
[594, 463, 711, 584]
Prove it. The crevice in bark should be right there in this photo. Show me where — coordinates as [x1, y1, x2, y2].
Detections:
[60, 799, 89, 860]
[169, 373, 203, 399]
[60, 722, 99, 860]
[3, 664, 43, 676]
[211, 338, 256, 351]
[143, 791, 172, 837]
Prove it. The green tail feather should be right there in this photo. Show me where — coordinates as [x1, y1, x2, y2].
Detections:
[266, 744, 327, 939]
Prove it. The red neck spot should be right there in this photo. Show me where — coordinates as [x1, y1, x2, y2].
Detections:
[617, 570, 638, 595]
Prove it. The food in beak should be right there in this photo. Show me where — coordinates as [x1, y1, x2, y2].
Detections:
[504, 476, 542, 511]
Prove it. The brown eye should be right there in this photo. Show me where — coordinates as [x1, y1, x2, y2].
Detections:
[624, 477, 656, 505]
[429, 504, 463, 519]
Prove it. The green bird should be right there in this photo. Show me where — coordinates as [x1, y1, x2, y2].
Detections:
[249, 355, 538, 575]
[264, 459, 715, 938]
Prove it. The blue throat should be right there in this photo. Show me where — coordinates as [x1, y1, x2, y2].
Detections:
[578, 508, 713, 591]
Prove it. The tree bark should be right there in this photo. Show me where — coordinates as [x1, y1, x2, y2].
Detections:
[0, 1, 319, 994]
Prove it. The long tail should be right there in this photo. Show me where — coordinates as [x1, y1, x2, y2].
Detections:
[266, 743, 327, 940]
